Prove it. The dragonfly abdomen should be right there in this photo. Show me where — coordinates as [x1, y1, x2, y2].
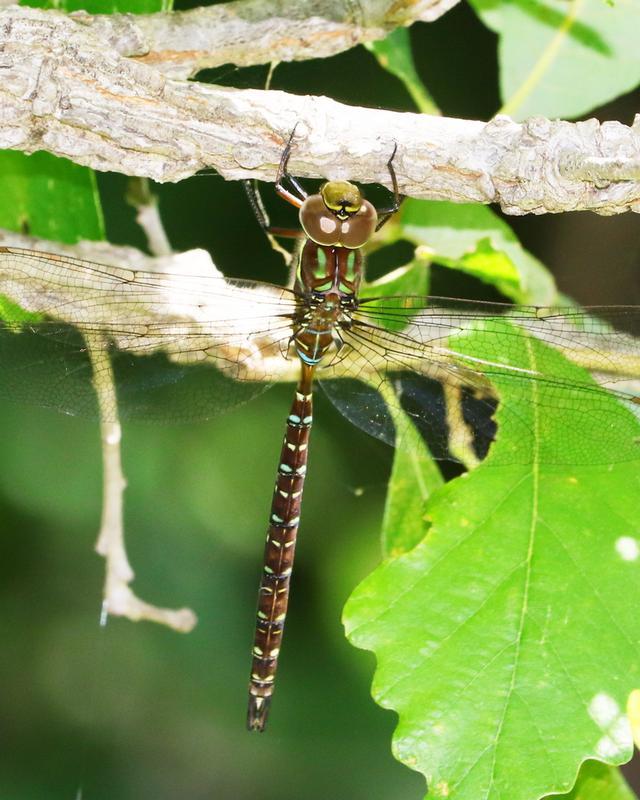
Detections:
[295, 330, 333, 365]
[247, 364, 314, 731]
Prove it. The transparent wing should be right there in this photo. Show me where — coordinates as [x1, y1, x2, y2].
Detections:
[3, 247, 640, 464]
[0, 247, 300, 421]
[320, 296, 640, 466]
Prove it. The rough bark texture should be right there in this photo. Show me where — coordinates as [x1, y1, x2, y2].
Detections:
[2, 5, 640, 214]
[71, 0, 460, 79]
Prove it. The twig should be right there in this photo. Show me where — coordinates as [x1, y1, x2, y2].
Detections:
[82, 179, 190, 632]
[2, 6, 640, 215]
[0, 231, 216, 633]
[71, 0, 460, 80]
[126, 177, 174, 257]
[86, 332, 197, 633]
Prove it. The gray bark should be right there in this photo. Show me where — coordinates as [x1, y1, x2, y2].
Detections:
[71, 0, 460, 79]
[1, 5, 640, 215]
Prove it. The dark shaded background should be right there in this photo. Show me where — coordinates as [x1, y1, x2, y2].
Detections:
[2, 1, 639, 798]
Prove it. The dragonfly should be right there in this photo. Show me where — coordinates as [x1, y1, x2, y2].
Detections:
[1, 138, 640, 733]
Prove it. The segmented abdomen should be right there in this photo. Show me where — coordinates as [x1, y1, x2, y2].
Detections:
[247, 366, 314, 731]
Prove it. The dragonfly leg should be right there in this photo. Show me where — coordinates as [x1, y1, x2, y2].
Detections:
[243, 126, 307, 238]
[243, 179, 270, 231]
[375, 142, 405, 231]
[243, 180, 301, 249]
[278, 334, 297, 361]
[275, 125, 308, 209]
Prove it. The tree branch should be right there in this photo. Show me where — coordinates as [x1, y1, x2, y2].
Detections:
[2, 4, 640, 216]
[71, 0, 459, 80]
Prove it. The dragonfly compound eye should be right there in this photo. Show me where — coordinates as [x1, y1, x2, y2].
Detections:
[338, 199, 377, 249]
[300, 194, 378, 248]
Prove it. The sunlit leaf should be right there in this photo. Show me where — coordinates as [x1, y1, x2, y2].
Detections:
[399, 199, 557, 304]
[0, 295, 42, 325]
[470, 0, 640, 120]
[363, 259, 430, 299]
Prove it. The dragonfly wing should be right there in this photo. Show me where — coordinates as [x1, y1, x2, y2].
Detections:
[320, 297, 640, 467]
[0, 248, 300, 421]
[320, 370, 497, 467]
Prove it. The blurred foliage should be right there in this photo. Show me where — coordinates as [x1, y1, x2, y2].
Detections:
[0, 151, 103, 243]
[2, 0, 640, 799]
[563, 761, 638, 800]
[367, 28, 440, 114]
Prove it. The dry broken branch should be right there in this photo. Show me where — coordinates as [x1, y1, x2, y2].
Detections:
[89, 185, 195, 633]
[0, 228, 200, 632]
[71, 0, 460, 80]
[3, 5, 640, 215]
[88, 332, 197, 634]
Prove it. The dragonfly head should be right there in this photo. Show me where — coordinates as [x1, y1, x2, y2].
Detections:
[300, 181, 378, 249]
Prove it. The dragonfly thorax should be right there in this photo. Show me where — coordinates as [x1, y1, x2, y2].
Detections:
[296, 240, 363, 298]
[294, 290, 354, 367]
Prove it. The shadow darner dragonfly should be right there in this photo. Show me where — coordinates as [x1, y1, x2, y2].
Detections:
[0, 140, 639, 732]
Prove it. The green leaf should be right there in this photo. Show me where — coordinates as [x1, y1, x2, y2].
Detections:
[376, 381, 444, 558]
[344, 324, 640, 800]
[363, 259, 430, 300]
[380, 427, 443, 557]
[470, 0, 640, 120]
[399, 199, 557, 304]
[363, 264, 443, 557]
[0, 295, 43, 325]
[556, 760, 636, 800]
[0, 151, 104, 243]
[359, 259, 431, 331]
[367, 28, 440, 115]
